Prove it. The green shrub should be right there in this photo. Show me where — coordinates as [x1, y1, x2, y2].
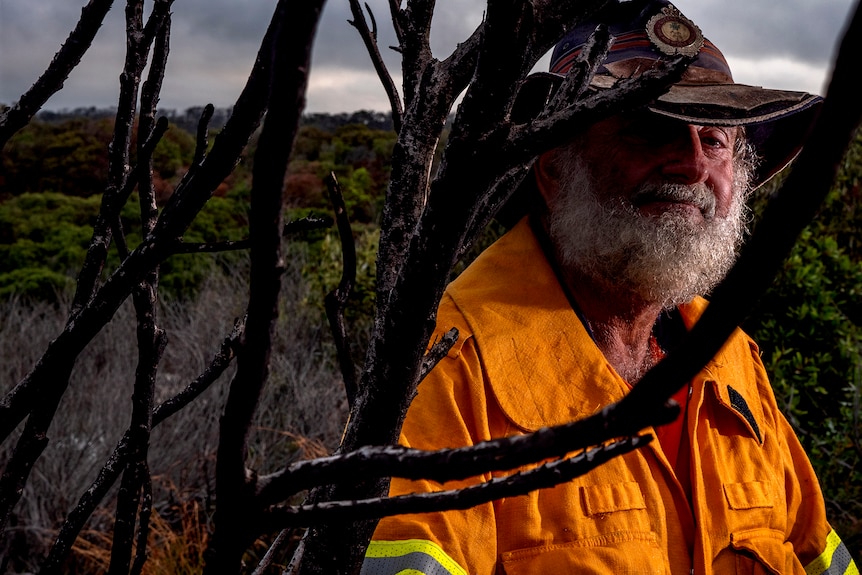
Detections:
[745, 148, 862, 557]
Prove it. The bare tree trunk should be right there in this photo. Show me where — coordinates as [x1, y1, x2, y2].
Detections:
[203, 0, 327, 572]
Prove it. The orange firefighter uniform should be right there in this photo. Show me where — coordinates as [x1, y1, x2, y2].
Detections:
[361, 218, 858, 575]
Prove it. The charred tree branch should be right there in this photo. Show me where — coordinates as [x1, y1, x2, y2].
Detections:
[419, 328, 458, 382]
[265, 436, 647, 528]
[349, 0, 403, 131]
[324, 173, 359, 407]
[0, 0, 115, 148]
[205, 0, 326, 570]
[39, 319, 243, 574]
[193, 104, 216, 167]
[257, 391, 676, 506]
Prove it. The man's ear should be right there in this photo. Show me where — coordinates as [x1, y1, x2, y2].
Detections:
[534, 150, 561, 204]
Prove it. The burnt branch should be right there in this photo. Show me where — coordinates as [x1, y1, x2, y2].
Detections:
[39, 320, 243, 574]
[387, 0, 406, 47]
[169, 216, 333, 255]
[109, 463, 146, 575]
[130, 471, 154, 575]
[116, 16, 173, 564]
[542, 24, 613, 118]
[419, 328, 459, 382]
[193, 104, 216, 167]
[252, 529, 293, 575]
[69, 0, 173, 315]
[152, 317, 245, 425]
[323, 173, 359, 407]
[139, 0, 173, 236]
[71, 0, 151, 311]
[204, 0, 326, 570]
[257, 391, 676, 506]
[349, 0, 404, 131]
[108, 314, 166, 574]
[0, 0, 115, 148]
[264, 436, 647, 528]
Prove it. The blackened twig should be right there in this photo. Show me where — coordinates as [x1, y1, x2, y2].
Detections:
[168, 217, 333, 255]
[256, 398, 676, 506]
[419, 328, 458, 382]
[263, 436, 646, 528]
[323, 173, 359, 407]
[348, 0, 404, 131]
[543, 24, 613, 118]
[0, 0, 115, 148]
[130, 470, 154, 575]
[251, 529, 293, 575]
[193, 104, 216, 167]
[40, 320, 243, 574]
[153, 316, 244, 425]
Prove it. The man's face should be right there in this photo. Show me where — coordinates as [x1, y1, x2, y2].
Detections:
[541, 111, 755, 309]
[580, 111, 739, 219]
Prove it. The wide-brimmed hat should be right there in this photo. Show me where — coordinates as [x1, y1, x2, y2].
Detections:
[510, 0, 823, 193]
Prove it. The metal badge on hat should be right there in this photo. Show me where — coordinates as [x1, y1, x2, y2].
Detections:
[646, 4, 703, 57]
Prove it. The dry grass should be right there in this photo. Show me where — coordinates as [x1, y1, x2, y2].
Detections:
[0, 249, 353, 572]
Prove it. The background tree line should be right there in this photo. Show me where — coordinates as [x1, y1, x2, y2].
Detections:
[0, 109, 394, 307]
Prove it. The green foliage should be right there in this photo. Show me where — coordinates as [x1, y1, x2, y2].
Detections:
[0, 193, 98, 299]
[301, 223, 379, 323]
[0, 190, 252, 301]
[0, 116, 198, 198]
[1, 118, 115, 197]
[150, 125, 197, 179]
[744, 135, 862, 554]
[0, 114, 398, 305]
[0, 268, 74, 301]
[286, 123, 395, 224]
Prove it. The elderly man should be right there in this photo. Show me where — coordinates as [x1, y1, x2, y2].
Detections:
[361, 1, 858, 574]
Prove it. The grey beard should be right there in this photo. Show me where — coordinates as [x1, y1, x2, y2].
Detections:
[547, 157, 751, 310]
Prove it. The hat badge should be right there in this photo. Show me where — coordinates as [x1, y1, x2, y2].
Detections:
[646, 4, 704, 57]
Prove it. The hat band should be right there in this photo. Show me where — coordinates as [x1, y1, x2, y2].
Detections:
[551, 31, 732, 80]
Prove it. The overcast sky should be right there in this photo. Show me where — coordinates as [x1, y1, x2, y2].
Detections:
[0, 0, 856, 115]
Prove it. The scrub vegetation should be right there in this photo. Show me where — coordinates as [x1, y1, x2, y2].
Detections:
[0, 110, 389, 571]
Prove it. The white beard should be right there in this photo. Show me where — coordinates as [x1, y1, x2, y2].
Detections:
[547, 155, 752, 310]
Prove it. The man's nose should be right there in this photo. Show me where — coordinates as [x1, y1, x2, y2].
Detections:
[660, 125, 709, 184]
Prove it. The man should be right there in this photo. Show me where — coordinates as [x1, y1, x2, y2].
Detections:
[361, 1, 859, 573]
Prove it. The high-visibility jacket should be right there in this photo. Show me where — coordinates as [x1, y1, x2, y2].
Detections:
[362, 218, 858, 575]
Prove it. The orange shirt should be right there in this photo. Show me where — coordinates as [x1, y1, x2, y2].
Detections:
[367, 219, 852, 575]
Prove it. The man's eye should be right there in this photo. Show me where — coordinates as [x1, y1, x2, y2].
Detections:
[699, 129, 731, 149]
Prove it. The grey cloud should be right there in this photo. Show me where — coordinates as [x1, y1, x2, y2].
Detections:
[682, 0, 851, 64]
[0, 0, 856, 113]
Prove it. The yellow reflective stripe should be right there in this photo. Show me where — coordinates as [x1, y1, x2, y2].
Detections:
[804, 529, 859, 575]
[363, 539, 468, 575]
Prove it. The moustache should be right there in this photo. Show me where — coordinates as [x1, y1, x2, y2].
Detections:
[630, 183, 717, 220]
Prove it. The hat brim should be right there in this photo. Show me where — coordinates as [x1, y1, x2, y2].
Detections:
[510, 72, 823, 189]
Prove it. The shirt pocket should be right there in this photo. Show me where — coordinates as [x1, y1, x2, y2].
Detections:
[729, 528, 803, 575]
[500, 482, 666, 574]
[499, 535, 666, 575]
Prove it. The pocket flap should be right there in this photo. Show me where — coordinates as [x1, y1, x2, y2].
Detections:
[582, 482, 647, 516]
[724, 481, 774, 510]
